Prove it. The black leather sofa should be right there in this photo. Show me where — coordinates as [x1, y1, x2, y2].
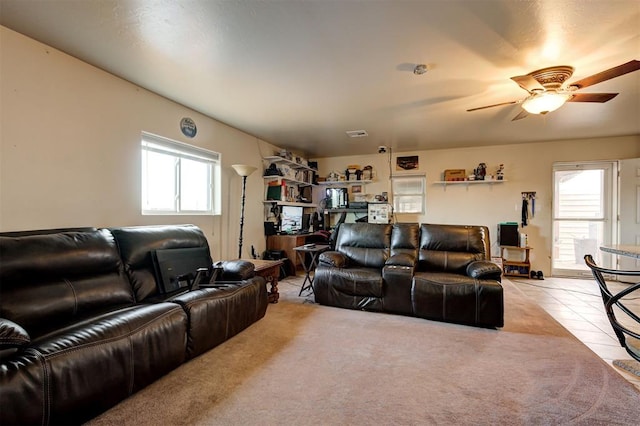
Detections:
[0, 224, 267, 425]
[314, 223, 503, 328]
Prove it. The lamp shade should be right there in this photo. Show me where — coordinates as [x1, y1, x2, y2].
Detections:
[232, 164, 258, 177]
[521, 91, 571, 115]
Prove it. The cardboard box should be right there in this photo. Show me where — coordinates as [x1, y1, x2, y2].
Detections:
[444, 169, 466, 181]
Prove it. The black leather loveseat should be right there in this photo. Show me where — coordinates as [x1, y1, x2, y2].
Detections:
[0, 224, 267, 425]
[314, 223, 503, 328]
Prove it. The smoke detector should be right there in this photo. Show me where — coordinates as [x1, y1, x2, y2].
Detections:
[413, 64, 429, 75]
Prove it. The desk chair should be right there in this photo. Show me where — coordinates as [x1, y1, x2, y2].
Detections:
[584, 254, 640, 362]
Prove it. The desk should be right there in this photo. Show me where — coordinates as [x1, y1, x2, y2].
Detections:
[246, 259, 283, 303]
[293, 244, 329, 296]
[267, 234, 318, 274]
[600, 244, 640, 259]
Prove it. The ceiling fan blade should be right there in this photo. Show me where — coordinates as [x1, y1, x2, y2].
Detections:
[568, 60, 640, 89]
[567, 93, 619, 103]
[467, 100, 519, 112]
[511, 110, 529, 121]
[510, 74, 544, 92]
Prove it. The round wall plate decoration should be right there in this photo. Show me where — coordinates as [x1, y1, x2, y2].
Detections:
[180, 117, 197, 138]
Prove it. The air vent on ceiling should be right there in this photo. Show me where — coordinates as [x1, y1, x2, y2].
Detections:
[346, 130, 368, 138]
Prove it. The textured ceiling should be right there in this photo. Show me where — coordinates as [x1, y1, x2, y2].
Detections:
[1, 0, 639, 157]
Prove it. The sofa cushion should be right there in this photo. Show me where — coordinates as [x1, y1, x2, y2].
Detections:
[323, 267, 384, 298]
[110, 224, 212, 302]
[0, 229, 135, 338]
[334, 223, 391, 268]
[1, 302, 187, 425]
[412, 271, 503, 327]
[390, 222, 420, 257]
[170, 278, 267, 358]
[418, 224, 490, 273]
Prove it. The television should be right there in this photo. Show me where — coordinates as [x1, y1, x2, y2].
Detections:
[280, 205, 304, 234]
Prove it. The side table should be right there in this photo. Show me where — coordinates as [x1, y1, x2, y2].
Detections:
[245, 259, 283, 303]
[500, 246, 532, 277]
[293, 244, 330, 296]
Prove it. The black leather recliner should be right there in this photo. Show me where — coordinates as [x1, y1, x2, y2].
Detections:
[0, 224, 267, 425]
[314, 223, 504, 328]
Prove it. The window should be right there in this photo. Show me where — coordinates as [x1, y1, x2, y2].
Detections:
[392, 175, 425, 214]
[141, 132, 221, 215]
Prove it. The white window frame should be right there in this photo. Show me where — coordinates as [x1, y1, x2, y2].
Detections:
[141, 132, 221, 215]
[392, 175, 426, 214]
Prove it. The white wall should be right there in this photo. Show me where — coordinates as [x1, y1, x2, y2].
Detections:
[313, 135, 640, 275]
[3, 26, 639, 273]
[0, 26, 267, 260]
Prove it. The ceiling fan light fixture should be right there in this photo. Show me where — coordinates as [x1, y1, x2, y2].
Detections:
[521, 91, 571, 114]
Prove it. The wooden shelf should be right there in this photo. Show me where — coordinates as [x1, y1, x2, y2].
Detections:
[323, 208, 368, 214]
[434, 179, 506, 187]
[501, 245, 532, 278]
[263, 156, 317, 172]
[262, 200, 317, 208]
[317, 180, 373, 186]
[263, 175, 314, 187]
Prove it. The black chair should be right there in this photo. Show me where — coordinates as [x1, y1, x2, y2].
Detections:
[584, 254, 640, 362]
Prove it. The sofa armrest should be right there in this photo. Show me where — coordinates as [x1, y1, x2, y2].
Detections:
[220, 260, 255, 280]
[467, 260, 502, 281]
[319, 251, 348, 268]
[385, 253, 416, 267]
[0, 318, 30, 349]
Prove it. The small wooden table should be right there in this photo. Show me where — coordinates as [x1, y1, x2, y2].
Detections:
[500, 246, 532, 277]
[245, 259, 283, 303]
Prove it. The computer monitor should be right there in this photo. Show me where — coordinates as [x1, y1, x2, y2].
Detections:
[280, 205, 304, 234]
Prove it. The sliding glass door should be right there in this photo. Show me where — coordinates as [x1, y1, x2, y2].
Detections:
[552, 161, 617, 277]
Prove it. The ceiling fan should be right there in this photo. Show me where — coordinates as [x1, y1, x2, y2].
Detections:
[467, 59, 640, 121]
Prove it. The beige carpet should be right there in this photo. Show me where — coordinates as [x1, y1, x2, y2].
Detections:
[88, 279, 640, 425]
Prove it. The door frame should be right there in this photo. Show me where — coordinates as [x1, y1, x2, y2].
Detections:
[551, 160, 618, 277]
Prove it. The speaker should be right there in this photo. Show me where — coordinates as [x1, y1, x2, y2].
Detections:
[498, 223, 519, 247]
[302, 214, 311, 232]
[264, 221, 277, 236]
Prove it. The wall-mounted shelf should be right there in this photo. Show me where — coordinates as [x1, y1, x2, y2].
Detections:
[263, 176, 314, 187]
[262, 200, 317, 208]
[263, 156, 317, 172]
[434, 179, 507, 187]
[317, 180, 373, 186]
[323, 208, 368, 214]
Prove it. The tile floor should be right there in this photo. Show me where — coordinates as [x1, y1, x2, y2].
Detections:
[282, 273, 640, 390]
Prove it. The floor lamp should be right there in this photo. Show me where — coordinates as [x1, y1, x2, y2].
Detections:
[232, 164, 257, 259]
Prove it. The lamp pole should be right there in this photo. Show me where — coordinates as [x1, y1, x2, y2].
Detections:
[232, 164, 257, 259]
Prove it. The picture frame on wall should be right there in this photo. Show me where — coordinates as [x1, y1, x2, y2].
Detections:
[396, 155, 419, 171]
[352, 185, 362, 193]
